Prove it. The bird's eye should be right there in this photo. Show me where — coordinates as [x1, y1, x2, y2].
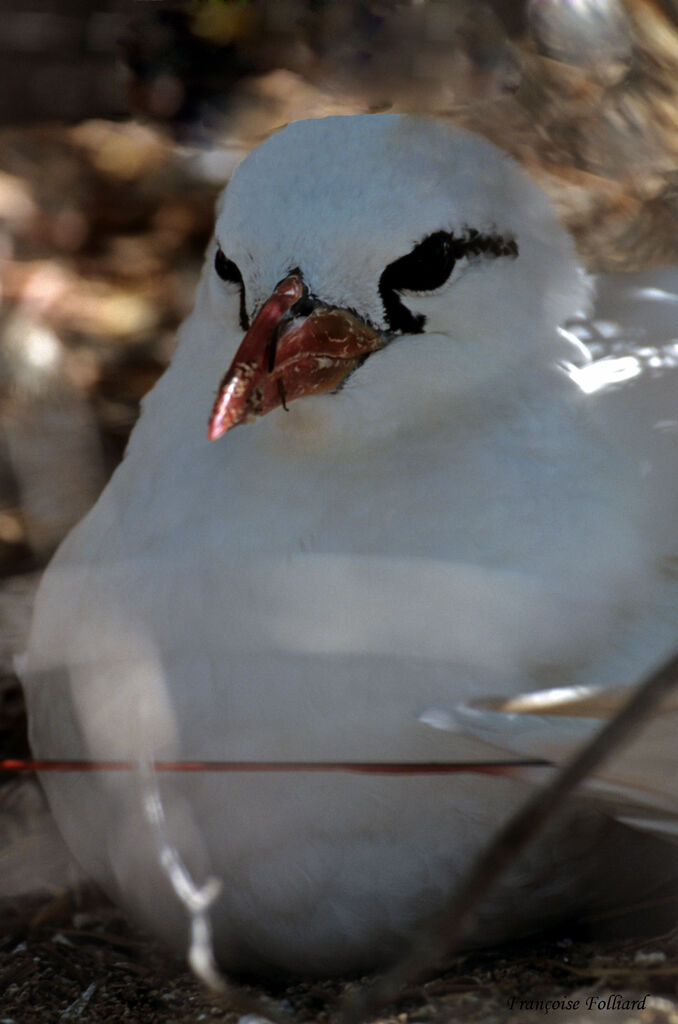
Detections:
[379, 231, 456, 334]
[383, 232, 457, 294]
[215, 247, 243, 285]
[214, 247, 249, 330]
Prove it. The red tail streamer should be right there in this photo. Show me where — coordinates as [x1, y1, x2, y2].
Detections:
[0, 758, 551, 775]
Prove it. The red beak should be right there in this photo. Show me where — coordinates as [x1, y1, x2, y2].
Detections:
[207, 274, 384, 441]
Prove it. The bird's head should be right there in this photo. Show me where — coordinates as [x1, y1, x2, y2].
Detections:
[202, 115, 589, 451]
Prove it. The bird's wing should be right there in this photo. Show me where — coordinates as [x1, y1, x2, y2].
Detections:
[439, 679, 678, 840]
[422, 264, 678, 838]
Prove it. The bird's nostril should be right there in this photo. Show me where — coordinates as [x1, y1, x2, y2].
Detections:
[268, 284, 322, 370]
[289, 288, 320, 320]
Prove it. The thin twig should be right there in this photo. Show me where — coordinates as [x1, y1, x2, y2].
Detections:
[138, 761, 289, 1024]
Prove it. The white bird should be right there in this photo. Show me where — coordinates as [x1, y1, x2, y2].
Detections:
[23, 114, 678, 977]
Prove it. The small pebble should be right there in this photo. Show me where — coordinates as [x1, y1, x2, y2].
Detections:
[633, 950, 667, 966]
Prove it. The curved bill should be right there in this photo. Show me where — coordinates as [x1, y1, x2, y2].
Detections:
[208, 274, 384, 441]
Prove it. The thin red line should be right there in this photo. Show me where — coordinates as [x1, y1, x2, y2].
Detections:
[0, 758, 552, 775]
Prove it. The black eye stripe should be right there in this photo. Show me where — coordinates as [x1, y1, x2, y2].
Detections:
[458, 229, 519, 261]
[379, 229, 518, 334]
[214, 247, 250, 330]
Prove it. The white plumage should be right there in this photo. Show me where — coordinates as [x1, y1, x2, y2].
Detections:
[23, 114, 678, 976]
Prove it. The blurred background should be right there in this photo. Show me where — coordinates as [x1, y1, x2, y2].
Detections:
[0, 0, 677, 1018]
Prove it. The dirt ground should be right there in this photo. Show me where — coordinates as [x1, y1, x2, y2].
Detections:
[3, 870, 678, 1023]
[0, 866, 676, 1024]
